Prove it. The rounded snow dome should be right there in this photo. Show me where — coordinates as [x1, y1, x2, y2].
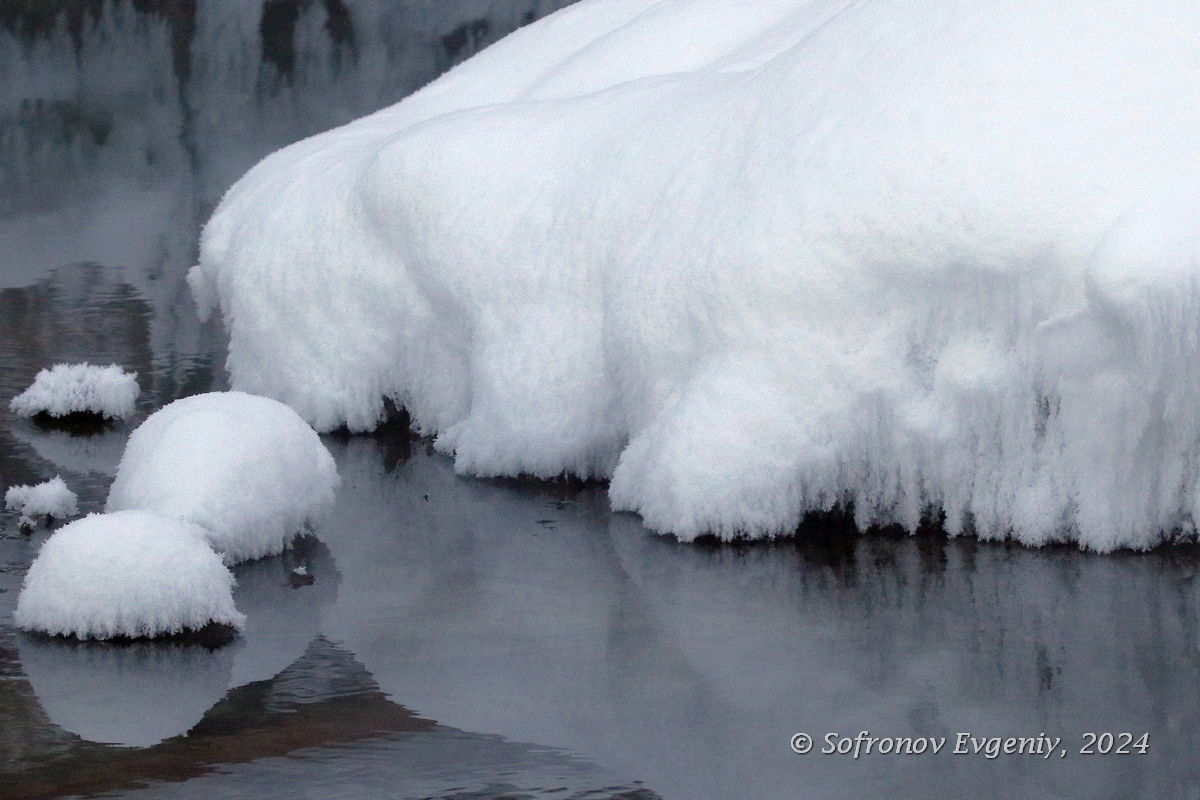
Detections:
[15, 510, 245, 640]
[106, 391, 340, 564]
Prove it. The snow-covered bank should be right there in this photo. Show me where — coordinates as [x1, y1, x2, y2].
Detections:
[192, 0, 1200, 550]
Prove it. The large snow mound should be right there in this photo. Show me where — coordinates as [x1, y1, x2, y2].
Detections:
[5, 476, 78, 519]
[10, 363, 139, 419]
[15, 510, 245, 640]
[106, 392, 340, 563]
[191, 0, 1200, 551]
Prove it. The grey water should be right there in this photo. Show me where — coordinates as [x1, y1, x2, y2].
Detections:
[1, 3, 1199, 799]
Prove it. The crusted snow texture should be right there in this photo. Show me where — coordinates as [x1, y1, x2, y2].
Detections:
[191, 0, 1200, 551]
[14, 510, 245, 640]
[10, 363, 139, 419]
[5, 476, 78, 518]
[106, 391, 340, 563]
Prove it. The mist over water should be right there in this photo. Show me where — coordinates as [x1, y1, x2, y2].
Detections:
[0, 0, 580, 485]
[1, 3, 1199, 799]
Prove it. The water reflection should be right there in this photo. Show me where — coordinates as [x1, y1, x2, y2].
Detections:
[226, 535, 340, 689]
[8, 416, 1199, 798]
[1, 636, 435, 799]
[11, 423, 128, 478]
[4, 631, 657, 800]
[314, 440, 1200, 799]
[18, 636, 234, 748]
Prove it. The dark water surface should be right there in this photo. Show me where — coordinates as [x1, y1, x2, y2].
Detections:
[2, 3, 1200, 799]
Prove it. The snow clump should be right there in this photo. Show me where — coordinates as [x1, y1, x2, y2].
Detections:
[190, 0, 1200, 551]
[106, 391, 340, 563]
[10, 363, 139, 420]
[5, 476, 78, 519]
[14, 510, 246, 640]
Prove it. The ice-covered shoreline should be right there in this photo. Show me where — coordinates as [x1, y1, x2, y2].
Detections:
[191, 0, 1200, 550]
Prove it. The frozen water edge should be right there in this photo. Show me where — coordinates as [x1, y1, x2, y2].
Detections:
[192, 0, 1200, 550]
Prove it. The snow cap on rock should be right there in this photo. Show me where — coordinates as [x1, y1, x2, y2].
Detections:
[10, 363, 138, 420]
[106, 391, 340, 563]
[5, 476, 78, 519]
[15, 510, 246, 640]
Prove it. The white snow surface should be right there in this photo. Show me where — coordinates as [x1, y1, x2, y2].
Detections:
[10, 363, 139, 419]
[5, 476, 78, 519]
[106, 392, 340, 563]
[15, 510, 245, 639]
[192, 0, 1200, 551]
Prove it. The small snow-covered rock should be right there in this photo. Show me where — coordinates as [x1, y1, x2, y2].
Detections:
[5, 476, 78, 519]
[10, 363, 139, 420]
[14, 510, 246, 640]
[106, 391, 340, 563]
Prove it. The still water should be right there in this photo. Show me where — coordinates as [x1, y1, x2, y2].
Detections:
[2, 3, 1200, 799]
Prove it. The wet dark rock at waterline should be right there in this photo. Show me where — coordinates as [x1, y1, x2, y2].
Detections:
[27, 409, 119, 436]
[21, 621, 241, 648]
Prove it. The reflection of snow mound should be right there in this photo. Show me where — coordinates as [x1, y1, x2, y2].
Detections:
[195, 1, 1200, 550]
[18, 635, 234, 747]
[11, 424, 127, 477]
[10, 363, 138, 419]
[106, 392, 340, 564]
[261, 635, 379, 707]
[5, 476, 77, 518]
[227, 538, 341, 690]
[14, 510, 245, 639]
